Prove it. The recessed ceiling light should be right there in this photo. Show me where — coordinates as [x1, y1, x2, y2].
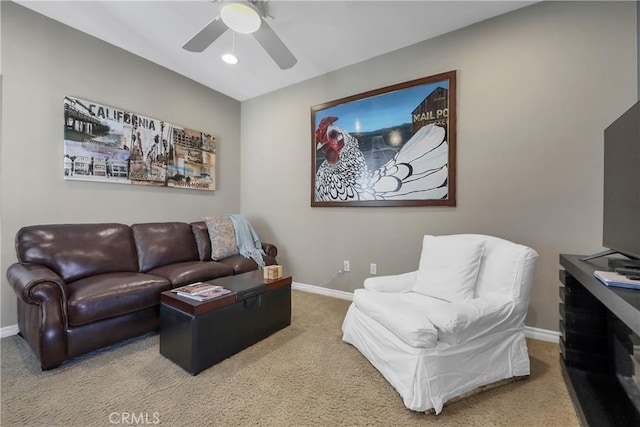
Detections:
[221, 53, 239, 65]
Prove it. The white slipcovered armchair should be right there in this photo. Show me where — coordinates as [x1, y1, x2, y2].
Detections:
[341, 234, 538, 414]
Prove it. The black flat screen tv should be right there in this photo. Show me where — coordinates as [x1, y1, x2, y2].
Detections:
[596, 100, 640, 263]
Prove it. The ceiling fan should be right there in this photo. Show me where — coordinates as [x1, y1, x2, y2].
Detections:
[182, 0, 297, 70]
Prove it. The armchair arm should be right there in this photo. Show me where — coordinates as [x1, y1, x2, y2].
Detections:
[427, 297, 524, 345]
[364, 271, 417, 293]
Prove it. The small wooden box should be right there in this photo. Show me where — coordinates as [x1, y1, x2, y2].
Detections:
[264, 265, 283, 280]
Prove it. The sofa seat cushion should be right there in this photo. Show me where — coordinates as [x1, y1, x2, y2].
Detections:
[218, 254, 277, 275]
[67, 272, 171, 327]
[353, 289, 444, 348]
[148, 261, 234, 287]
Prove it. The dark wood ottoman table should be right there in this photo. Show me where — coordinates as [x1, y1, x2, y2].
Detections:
[159, 270, 292, 375]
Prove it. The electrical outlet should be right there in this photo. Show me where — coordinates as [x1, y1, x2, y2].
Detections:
[343, 260, 350, 272]
[370, 263, 377, 275]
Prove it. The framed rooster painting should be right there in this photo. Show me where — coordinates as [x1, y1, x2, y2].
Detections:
[311, 70, 456, 207]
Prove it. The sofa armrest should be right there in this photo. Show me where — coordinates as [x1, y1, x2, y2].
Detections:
[7, 263, 68, 304]
[427, 297, 524, 344]
[363, 271, 417, 293]
[262, 243, 277, 259]
[7, 263, 70, 369]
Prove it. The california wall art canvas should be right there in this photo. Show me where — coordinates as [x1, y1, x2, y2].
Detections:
[63, 96, 216, 191]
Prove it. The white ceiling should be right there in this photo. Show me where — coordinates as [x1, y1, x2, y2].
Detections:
[16, 0, 537, 101]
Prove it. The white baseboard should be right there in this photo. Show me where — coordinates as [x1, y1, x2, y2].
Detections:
[292, 281, 354, 301]
[1, 325, 19, 338]
[524, 326, 560, 343]
[292, 282, 560, 343]
[1, 285, 561, 344]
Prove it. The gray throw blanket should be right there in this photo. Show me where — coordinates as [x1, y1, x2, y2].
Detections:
[226, 214, 266, 269]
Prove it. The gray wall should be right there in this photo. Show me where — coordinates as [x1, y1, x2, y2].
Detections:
[0, 2, 242, 327]
[240, 1, 638, 332]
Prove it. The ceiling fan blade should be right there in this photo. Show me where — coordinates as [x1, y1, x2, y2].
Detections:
[183, 17, 228, 52]
[252, 19, 297, 70]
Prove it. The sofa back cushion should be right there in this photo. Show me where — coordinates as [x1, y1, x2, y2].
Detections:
[472, 235, 539, 301]
[412, 235, 485, 302]
[131, 222, 199, 272]
[190, 221, 212, 261]
[15, 223, 138, 283]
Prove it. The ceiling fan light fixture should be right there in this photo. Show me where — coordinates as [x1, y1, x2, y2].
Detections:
[220, 1, 261, 34]
[221, 53, 239, 65]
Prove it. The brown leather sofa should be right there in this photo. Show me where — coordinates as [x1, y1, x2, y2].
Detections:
[6, 221, 277, 370]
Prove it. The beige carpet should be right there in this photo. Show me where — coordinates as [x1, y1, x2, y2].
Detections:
[1, 290, 578, 426]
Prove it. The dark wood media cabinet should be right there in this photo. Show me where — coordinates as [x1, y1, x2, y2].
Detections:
[559, 255, 640, 426]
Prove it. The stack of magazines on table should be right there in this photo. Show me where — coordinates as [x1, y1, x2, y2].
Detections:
[171, 282, 232, 301]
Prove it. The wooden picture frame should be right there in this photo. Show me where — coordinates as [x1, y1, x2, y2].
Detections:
[311, 70, 456, 207]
